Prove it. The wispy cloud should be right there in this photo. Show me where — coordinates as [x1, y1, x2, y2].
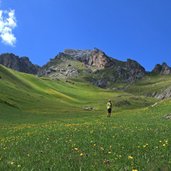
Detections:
[0, 9, 17, 46]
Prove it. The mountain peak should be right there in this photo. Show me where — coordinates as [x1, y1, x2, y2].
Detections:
[62, 48, 112, 69]
[152, 62, 171, 75]
[38, 48, 146, 87]
[0, 53, 40, 74]
[63, 48, 105, 58]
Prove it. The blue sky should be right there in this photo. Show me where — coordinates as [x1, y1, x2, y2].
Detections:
[0, 0, 171, 71]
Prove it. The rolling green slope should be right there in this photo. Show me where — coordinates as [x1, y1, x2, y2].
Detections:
[126, 73, 171, 96]
[0, 65, 155, 119]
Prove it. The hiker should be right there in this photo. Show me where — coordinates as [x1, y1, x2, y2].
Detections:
[106, 99, 112, 117]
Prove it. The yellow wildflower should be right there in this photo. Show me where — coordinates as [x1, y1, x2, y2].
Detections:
[74, 147, 78, 151]
[143, 144, 148, 148]
[128, 156, 133, 160]
[100, 147, 104, 151]
[10, 161, 14, 165]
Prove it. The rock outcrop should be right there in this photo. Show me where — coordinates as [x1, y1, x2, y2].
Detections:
[90, 58, 145, 88]
[152, 63, 171, 75]
[125, 59, 146, 80]
[39, 48, 146, 87]
[0, 53, 40, 74]
[154, 86, 171, 99]
[63, 48, 113, 69]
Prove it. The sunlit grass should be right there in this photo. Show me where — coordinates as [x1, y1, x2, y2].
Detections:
[0, 65, 171, 170]
[0, 104, 171, 170]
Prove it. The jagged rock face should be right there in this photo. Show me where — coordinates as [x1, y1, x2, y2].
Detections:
[63, 48, 113, 69]
[39, 48, 114, 79]
[125, 59, 146, 80]
[154, 86, 171, 99]
[161, 63, 171, 74]
[40, 48, 146, 87]
[38, 53, 81, 79]
[0, 53, 20, 71]
[41, 65, 79, 79]
[152, 64, 162, 74]
[152, 63, 171, 75]
[90, 59, 146, 88]
[0, 53, 40, 74]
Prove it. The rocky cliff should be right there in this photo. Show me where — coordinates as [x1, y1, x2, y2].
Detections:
[153, 86, 171, 99]
[152, 63, 171, 75]
[39, 48, 146, 87]
[63, 48, 114, 69]
[0, 53, 40, 74]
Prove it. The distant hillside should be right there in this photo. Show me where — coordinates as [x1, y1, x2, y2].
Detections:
[0, 53, 40, 74]
[126, 73, 171, 99]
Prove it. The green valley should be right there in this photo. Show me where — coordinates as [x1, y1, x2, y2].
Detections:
[0, 64, 171, 170]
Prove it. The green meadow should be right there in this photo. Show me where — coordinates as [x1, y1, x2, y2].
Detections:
[0, 64, 171, 170]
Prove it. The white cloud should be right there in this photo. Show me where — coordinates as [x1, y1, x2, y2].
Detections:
[0, 9, 17, 46]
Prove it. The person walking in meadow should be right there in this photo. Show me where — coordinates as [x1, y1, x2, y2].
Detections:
[106, 99, 112, 117]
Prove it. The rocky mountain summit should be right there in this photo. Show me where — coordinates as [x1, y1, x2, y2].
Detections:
[152, 63, 171, 75]
[39, 48, 146, 87]
[63, 48, 114, 69]
[1, 49, 171, 89]
[0, 53, 40, 74]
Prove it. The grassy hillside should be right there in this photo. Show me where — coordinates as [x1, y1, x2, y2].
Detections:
[1, 65, 171, 170]
[0, 64, 155, 117]
[126, 73, 171, 96]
